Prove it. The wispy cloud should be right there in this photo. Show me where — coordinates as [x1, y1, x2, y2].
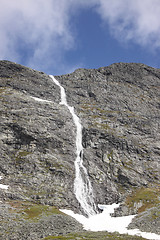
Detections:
[96, 0, 160, 48]
[0, 0, 77, 73]
[0, 0, 160, 74]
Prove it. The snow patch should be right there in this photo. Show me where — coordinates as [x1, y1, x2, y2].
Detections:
[31, 96, 52, 103]
[61, 203, 160, 240]
[0, 176, 9, 190]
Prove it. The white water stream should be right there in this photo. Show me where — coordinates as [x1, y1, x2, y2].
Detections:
[48, 75, 160, 240]
[50, 75, 97, 216]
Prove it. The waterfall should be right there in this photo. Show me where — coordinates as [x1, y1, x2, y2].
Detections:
[50, 75, 97, 216]
[48, 75, 160, 240]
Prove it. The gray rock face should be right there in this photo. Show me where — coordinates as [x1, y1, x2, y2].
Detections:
[0, 61, 78, 210]
[128, 206, 160, 235]
[0, 202, 83, 240]
[0, 60, 160, 238]
[57, 63, 160, 204]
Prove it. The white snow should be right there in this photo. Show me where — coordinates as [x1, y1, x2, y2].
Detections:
[31, 96, 52, 103]
[0, 176, 9, 190]
[61, 203, 160, 240]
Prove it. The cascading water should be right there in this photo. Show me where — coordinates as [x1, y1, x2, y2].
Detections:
[48, 75, 160, 240]
[50, 75, 97, 216]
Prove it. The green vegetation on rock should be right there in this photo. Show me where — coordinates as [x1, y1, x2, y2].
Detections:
[14, 151, 31, 164]
[8, 200, 63, 222]
[126, 187, 160, 213]
[23, 205, 63, 220]
[43, 231, 146, 240]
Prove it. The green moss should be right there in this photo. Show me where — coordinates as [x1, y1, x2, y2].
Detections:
[23, 205, 61, 220]
[80, 103, 97, 112]
[126, 187, 160, 213]
[97, 122, 111, 130]
[80, 103, 120, 117]
[8, 200, 63, 222]
[41, 160, 69, 173]
[121, 159, 134, 170]
[43, 231, 146, 240]
[43, 237, 70, 240]
[0, 87, 8, 100]
[18, 151, 31, 157]
[0, 87, 13, 97]
[107, 150, 113, 161]
[0, 87, 7, 94]
[14, 151, 31, 163]
[150, 209, 160, 220]
[90, 121, 114, 134]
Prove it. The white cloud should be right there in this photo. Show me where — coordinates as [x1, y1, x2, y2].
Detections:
[1, 0, 160, 74]
[0, 0, 77, 73]
[0, 0, 99, 74]
[96, 0, 160, 48]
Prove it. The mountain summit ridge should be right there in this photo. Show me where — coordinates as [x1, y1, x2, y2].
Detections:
[0, 60, 160, 239]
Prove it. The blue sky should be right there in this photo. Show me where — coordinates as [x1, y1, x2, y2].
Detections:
[1, 0, 160, 75]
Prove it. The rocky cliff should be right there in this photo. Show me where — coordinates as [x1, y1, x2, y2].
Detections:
[0, 60, 160, 239]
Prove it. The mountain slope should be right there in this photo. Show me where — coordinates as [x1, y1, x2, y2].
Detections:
[0, 61, 160, 239]
[57, 63, 160, 211]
